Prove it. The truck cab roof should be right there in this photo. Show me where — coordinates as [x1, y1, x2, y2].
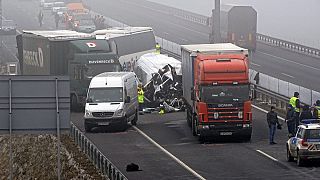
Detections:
[94, 27, 153, 39]
[181, 43, 248, 55]
[23, 30, 93, 40]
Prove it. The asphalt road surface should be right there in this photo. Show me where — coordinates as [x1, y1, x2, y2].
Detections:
[72, 107, 320, 180]
[1, 0, 320, 179]
[83, 0, 320, 92]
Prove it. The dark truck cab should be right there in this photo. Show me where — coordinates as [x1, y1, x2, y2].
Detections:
[17, 30, 121, 111]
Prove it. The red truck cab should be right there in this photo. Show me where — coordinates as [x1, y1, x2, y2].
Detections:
[181, 43, 252, 141]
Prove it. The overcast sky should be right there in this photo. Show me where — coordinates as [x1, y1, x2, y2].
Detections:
[148, 0, 320, 48]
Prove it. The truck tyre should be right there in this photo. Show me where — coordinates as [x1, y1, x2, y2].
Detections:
[131, 110, 138, 126]
[71, 95, 79, 112]
[192, 116, 197, 136]
[296, 151, 305, 166]
[286, 146, 294, 162]
[243, 135, 252, 142]
[187, 109, 192, 127]
[85, 122, 92, 133]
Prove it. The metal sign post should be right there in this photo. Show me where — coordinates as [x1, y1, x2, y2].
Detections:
[55, 78, 61, 180]
[9, 78, 13, 180]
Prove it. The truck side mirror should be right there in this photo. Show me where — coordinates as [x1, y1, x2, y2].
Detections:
[191, 88, 195, 101]
[125, 96, 131, 103]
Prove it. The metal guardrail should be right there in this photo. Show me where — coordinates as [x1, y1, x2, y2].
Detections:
[256, 34, 320, 57]
[70, 123, 128, 180]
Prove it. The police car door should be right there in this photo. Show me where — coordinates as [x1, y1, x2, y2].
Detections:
[291, 127, 304, 157]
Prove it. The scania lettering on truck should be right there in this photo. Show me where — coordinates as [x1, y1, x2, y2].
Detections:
[181, 43, 252, 141]
[16, 30, 121, 111]
[84, 72, 138, 132]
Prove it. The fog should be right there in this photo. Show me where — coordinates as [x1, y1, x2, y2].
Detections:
[148, 0, 320, 48]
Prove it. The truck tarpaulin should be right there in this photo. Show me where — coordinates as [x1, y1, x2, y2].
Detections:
[134, 53, 184, 112]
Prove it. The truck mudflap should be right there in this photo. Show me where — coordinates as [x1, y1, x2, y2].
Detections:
[197, 122, 252, 138]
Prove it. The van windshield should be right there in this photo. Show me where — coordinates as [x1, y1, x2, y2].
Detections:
[87, 87, 123, 103]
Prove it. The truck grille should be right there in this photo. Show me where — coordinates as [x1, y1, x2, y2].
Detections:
[92, 112, 114, 118]
[207, 104, 243, 121]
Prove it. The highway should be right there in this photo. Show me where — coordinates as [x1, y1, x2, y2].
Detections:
[83, 0, 320, 92]
[1, 0, 320, 179]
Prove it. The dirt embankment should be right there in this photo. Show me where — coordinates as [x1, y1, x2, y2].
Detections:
[0, 134, 106, 179]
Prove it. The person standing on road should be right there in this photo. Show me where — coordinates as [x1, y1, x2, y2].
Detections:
[267, 106, 281, 145]
[38, 11, 44, 27]
[289, 92, 301, 132]
[55, 13, 60, 29]
[286, 104, 295, 136]
[155, 43, 161, 54]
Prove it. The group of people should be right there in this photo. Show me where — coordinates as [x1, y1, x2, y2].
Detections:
[93, 15, 106, 30]
[267, 91, 320, 145]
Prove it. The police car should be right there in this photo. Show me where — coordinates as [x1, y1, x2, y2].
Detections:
[286, 119, 320, 166]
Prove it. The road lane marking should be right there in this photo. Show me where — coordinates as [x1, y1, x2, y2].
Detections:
[281, 73, 295, 79]
[251, 62, 261, 67]
[256, 149, 279, 162]
[257, 51, 320, 71]
[252, 105, 285, 121]
[133, 126, 206, 180]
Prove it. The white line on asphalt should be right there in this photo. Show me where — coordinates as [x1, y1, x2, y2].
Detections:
[252, 105, 285, 121]
[133, 126, 206, 180]
[180, 38, 189, 42]
[163, 32, 169, 35]
[281, 73, 295, 79]
[256, 150, 279, 162]
[257, 51, 320, 71]
[251, 62, 261, 67]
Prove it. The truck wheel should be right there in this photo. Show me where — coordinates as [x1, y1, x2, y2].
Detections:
[192, 116, 197, 136]
[297, 150, 305, 166]
[119, 118, 128, 132]
[187, 109, 192, 127]
[131, 110, 138, 126]
[286, 146, 294, 162]
[243, 135, 252, 142]
[71, 95, 79, 112]
[85, 123, 92, 133]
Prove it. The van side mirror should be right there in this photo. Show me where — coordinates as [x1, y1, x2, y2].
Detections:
[86, 98, 93, 103]
[125, 96, 131, 103]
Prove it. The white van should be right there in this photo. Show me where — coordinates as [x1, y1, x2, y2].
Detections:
[84, 72, 138, 132]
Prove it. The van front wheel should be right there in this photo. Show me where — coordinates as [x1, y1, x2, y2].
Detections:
[131, 110, 138, 126]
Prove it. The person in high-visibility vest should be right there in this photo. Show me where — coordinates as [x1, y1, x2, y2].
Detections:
[289, 92, 301, 132]
[313, 100, 320, 119]
[138, 84, 144, 114]
[155, 43, 161, 54]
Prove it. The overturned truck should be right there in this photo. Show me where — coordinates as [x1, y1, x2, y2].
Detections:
[134, 53, 184, 111]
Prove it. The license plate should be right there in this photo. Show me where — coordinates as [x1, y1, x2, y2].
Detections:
[98, 122, 110, 126]
[220, 132, 233, 136]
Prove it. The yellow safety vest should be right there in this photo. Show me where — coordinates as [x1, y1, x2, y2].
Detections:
[316, 106, 320, 118]
[138, 90, 144, 103]
[289, 97, 300, 112]
[155, 44, 161, 54]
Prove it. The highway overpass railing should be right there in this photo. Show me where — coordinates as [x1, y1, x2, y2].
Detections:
[95, 12, 320, 108]
[123, 1, 320, 58]
[70, 123, 128, 180]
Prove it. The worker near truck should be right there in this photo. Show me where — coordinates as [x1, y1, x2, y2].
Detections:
[285, 104, 295, 136]
[155, 43, 161, 54]
[313, 100, 320, 119]
[138, 84, 145, 115]
[289, 92, 301, 132]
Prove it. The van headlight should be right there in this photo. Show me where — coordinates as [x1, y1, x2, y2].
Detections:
[114, 109, 124, 117]
[85, 110, 92, 117]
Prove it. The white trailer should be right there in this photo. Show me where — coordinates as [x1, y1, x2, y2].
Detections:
[94, 27, 156, 71]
